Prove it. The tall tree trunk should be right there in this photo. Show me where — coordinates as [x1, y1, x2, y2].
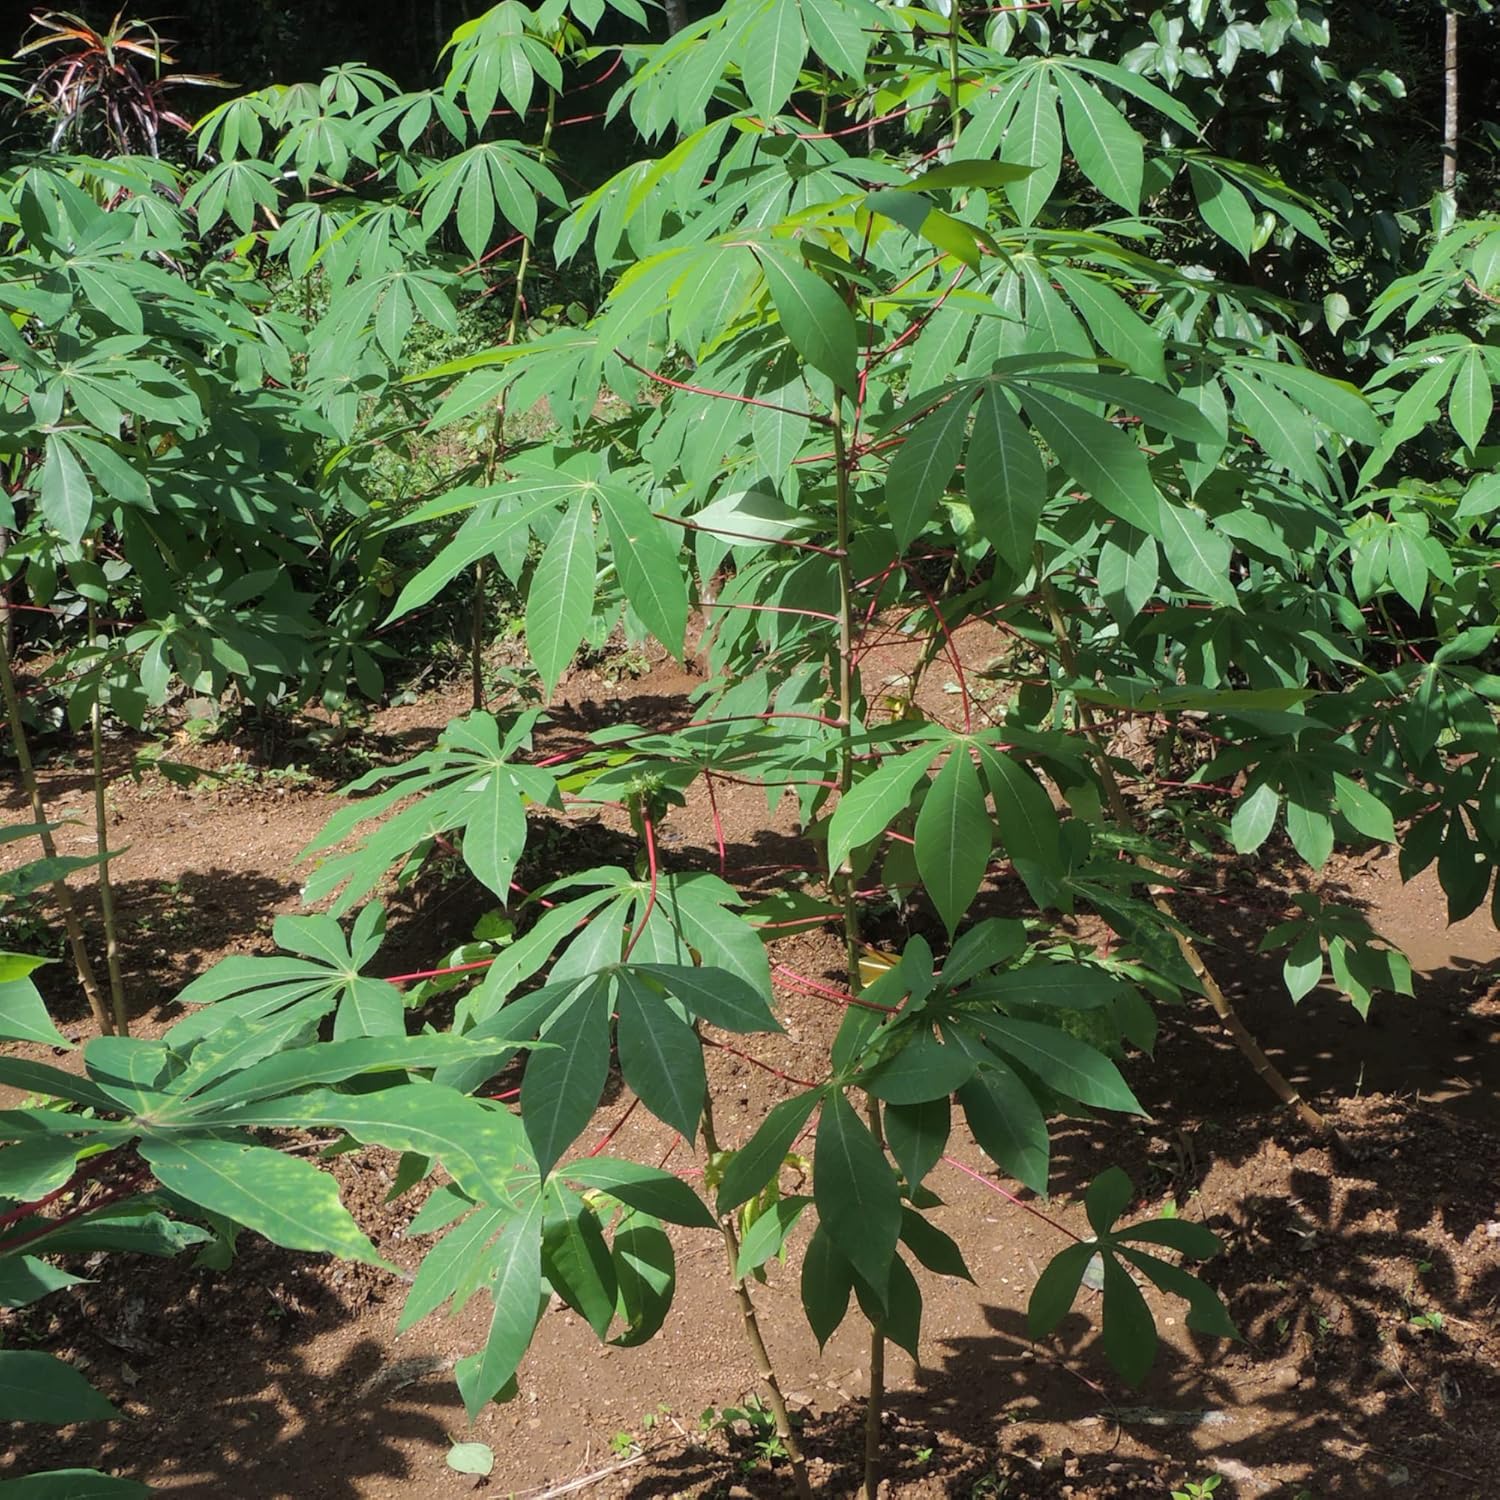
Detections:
[1443, 7, 1460, 193]
[664, 0, 688, 35]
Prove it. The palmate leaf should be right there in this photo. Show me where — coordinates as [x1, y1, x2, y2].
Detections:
[1028, 1167, 1233, 1385]
[168, 909, 403, 1044]
[299, 711, 556, 913]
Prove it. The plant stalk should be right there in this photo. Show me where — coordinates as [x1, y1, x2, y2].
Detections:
[700, 1097, 814, 1500]
[1036, 571, 1332, 1138]
[87, 596, 128, 1036]
[0, 628, 113, 1035]
[834, 396, 887, 1500]
[1442, 7, 1460, 194]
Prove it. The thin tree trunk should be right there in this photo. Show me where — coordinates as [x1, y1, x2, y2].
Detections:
[1442, 8, 1459, 193]
[664, 0, 688, 35]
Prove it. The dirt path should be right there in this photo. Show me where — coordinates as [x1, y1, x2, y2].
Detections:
[4, 640, 1499, 1498]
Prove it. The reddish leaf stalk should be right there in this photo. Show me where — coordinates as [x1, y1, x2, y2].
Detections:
[621, 805, 660, 961]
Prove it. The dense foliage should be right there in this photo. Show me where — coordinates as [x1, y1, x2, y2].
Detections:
[3, 2, 1499, 1495]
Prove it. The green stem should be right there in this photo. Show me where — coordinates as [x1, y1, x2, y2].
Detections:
[834, 394, 886, 1499]
[87, 593, 127, 1037]
[0, 628, 113, 1035]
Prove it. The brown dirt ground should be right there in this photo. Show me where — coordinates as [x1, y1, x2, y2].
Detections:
[3, 625, 1499, 1500]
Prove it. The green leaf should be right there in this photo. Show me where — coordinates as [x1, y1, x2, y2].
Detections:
[598, 483, 689, 657]
[1005, 73, 1062, 226]
[615, 968, 706, 1140]
[526, 496, 596, 696]
[883, 1096, 950, 1191]
[1054, 70, 1143, 213]
[0, 1351, 119, 1423]
[1156, 500, 1235, 604]
[735, 1195, 810, 1278]
[609, 1213, 675, 1347]
[40, 436, 92, 548]
[886, 393, 971, 550]
[1101, 1253, 1157, 1385]
[739, 0, 805, 119]
[1450, 348, 1493, 450]
[975, 744, 1065, 896]
[455, 1200, 544, 1417]
[1120, 1245, 1237, 1342]
[632, 964, 779, 1034]
[814, 1091, 901, 1307]
[0, 1137, 82, 1202]
[1027, 1240, 1096, 1336]
[563, 1157, 715, 1228]
[915, 747, 992, 935]
[899, 1207, 973, 1281]
[828, 745, 938, 872]
[522, 978, 610, 1176]
[1188, 161, 1254, 260]
[1230, 777, 1279, 854]
[1019, 386, 1161, 536]
[757, 251, 858, 393]
[543, 1200, 618, 1338]
[0, 1255, 86, 1310]
[462, 769, 529, 901]
[800, 1225, 854, 1347]
[1052, 269, 1165, 381]
[1282, 763, 1334, 869]
[0, 968, 68, 1048]
[447, 1444, 496, 1477]
[1084, 1165, 1133, 1235]
[1096, 523, 1158, 622]
[139, 1138, 387, 1266]
[867, 1032, 975, 1104]
[955, 1062, 1050, 1194]
[973, 1016, 1144, 1113]
[1333, 773, 1396, 844]
[967, 381, 1045, 567]
[1282, 931, 1324, 1003]
[716, 1088, 822, 1214]
[0, 1472, 149, 1498]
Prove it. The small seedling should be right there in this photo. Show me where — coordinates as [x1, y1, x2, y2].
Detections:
[1171, 1476, 1222, 1500]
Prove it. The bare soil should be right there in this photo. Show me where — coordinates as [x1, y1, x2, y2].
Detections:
[4, 630, 1498, 1500]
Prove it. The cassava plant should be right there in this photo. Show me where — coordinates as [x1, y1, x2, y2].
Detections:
[9, 1, 1500, 1496]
